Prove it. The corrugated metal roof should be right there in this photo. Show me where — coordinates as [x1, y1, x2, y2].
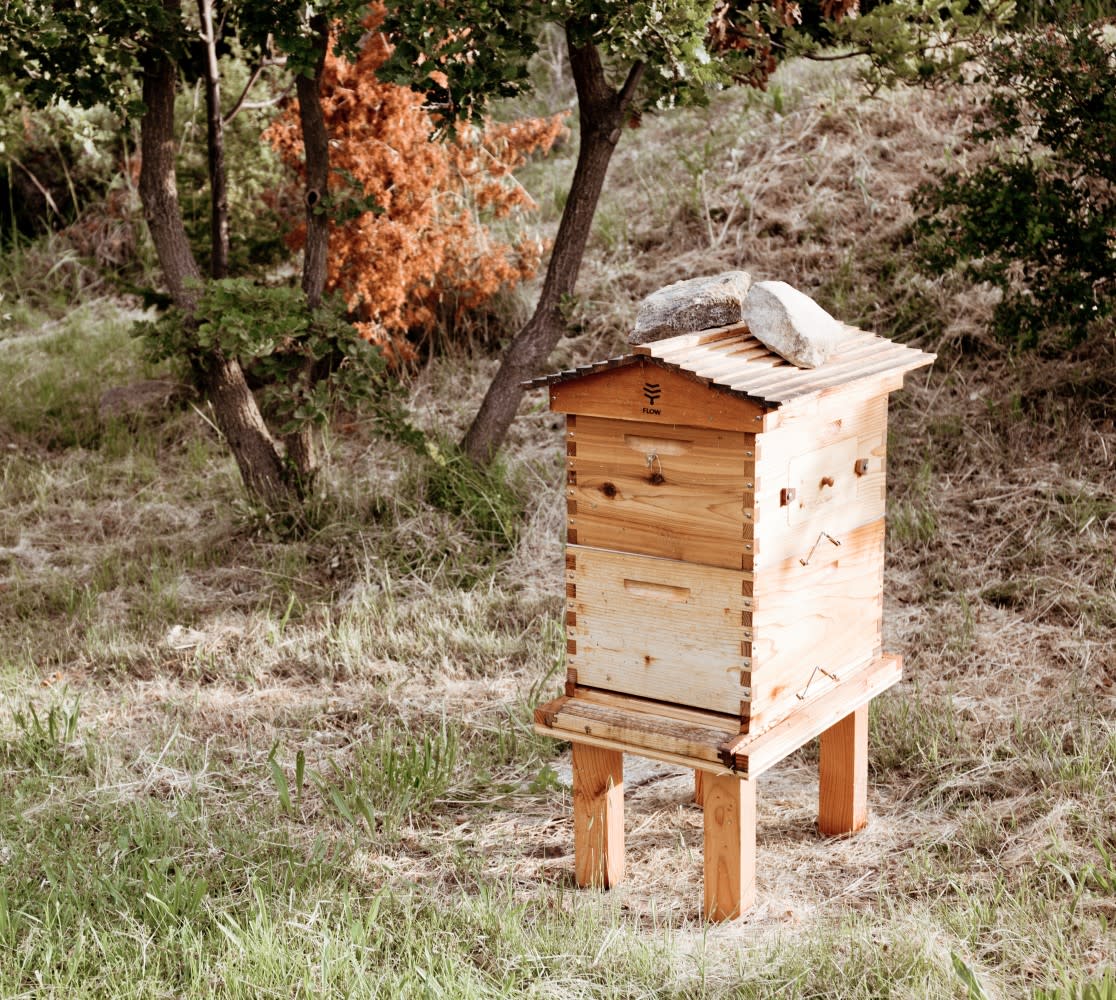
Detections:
[527, 323, 934, 408]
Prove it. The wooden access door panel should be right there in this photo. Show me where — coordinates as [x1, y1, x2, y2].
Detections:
[754, 391, 889, 567]
[745, 518, 885, 736]
[567, 545, 748, 714]
[567, 416, 754, 570]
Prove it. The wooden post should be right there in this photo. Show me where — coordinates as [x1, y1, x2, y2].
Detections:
[703, 773, 756, 921]
[572, 743, 625, 888]
[693, 769, 705, 806]
[818, 704, 868, 836]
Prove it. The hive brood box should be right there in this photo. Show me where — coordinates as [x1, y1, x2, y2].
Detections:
[530, 320, 934, 919]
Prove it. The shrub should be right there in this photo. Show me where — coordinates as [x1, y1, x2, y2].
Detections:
[264, 6, 566, 364]
[913, 19, 1116, 351]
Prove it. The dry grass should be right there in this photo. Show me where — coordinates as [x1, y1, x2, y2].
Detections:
[1, 55, 1114, 998]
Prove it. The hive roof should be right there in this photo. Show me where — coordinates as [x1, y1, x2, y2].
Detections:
[529, 323, 935, 408]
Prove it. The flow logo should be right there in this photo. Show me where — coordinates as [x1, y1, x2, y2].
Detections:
[642, 382, 661, 405]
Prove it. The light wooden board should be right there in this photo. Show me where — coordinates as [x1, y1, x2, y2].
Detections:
[549, 360, 769, 432]
[573, 743, 625, 888]
[567, 415, 755, 569]
[728, 653, 901, 775]
[633, 324, 749, 359]
[567, 545, 749, 714]
[532, 723, 737, 775]
[534, 654, 902, 778]
[703, 773, 756, 920]
[818, 705, 869, 835]
[754, 390, 889, 566]
[747, 518, 884, 735]
[562, 685, 743, 729]
[538, 697, 737, 764]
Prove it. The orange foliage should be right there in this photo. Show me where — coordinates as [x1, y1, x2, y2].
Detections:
[264, 7, 566, 363]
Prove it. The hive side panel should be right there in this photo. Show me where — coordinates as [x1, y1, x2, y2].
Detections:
[746, 518, 885, 736]
[549, 362, 768, 432]
[566, 415, 755, 570]
[566, 545, 749, 714]
[754, 390, 889, 567]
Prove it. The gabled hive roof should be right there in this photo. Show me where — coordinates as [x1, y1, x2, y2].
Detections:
[529, 323, 935, 408]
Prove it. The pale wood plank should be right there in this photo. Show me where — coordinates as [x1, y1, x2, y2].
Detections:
[729, 653, 901, 775]
[635, 325, 751, 358]
[573, 743, 625, 888]
[642, 335, 752, 367]
[694, 770, 706, 806]
[551, 699, 734, 764]
[569, 685, 744, 729]
[754, 392, 889, 567]
[818, 705, 869, 835]
[703, 774, 756, 920]
[549, 361, 769, 431]
[689, 344, 779, 380]
[568, 546, 749, 713]
[568, 416, 754, 569]
[533, 655, 901, 777]
[746, 519, 884, 735]
[776, 349, 936, 401]
[725, 334, 919, 395]
[536, 725, 735, 774]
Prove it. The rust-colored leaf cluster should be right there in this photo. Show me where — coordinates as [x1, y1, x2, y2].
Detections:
[264, 6, 566, 364]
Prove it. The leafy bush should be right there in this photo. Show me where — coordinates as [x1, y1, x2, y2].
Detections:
[263, 7, 565, 364]
[137, 278, 399, 436]
[913, 19, 1116, 350]
[0, 83, 124, 245]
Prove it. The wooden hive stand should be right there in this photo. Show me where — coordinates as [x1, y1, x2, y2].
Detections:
[529, 322, 934, 921]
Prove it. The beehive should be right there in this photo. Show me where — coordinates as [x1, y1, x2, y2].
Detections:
[530, 321, 934, 918]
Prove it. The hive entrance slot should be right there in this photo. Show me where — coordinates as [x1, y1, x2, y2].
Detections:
[623, 579, 691, 603]
[623, 434, 694, 456]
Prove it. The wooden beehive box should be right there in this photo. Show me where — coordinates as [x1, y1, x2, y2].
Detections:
[533, 322, 934, 770]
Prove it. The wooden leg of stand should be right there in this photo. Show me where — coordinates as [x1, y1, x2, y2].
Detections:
[694, 769, 705, 806]
[818, 704, 869, 836]
[572, 743, 624, 888]
[703, 774, 755, 921]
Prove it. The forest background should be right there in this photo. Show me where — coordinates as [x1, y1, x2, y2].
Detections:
[0, 1, 1114, 996]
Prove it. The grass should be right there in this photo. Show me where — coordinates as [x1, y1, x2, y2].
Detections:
[1, 54, 1115, 999]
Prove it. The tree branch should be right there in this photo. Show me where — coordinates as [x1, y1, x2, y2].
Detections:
[8, 154, 60, 215]
[800, 48, 871, 62]
[617, 59, 646, 108]
[222, 53, 288, 124]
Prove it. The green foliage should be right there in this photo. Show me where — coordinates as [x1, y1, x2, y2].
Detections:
[0, 0, 371, 117]
[914, 19, 1116, 350]
[817, 0, 1012, 91]
[316, 718, 459, 838]
[0, 0, 169, 115]
[951, 952, 991, 1000]
[420, 439, 525, 552]
[381, 0, 723, 125]
[1034, 969, 1116, 1000]
[137, 278, 395, 435]
[4, 693, 85, 774]
[0, 82, 127, 244]
[173, 50, 290, 272]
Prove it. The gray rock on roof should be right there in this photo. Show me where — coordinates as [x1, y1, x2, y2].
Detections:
[628, 270, 753, 346]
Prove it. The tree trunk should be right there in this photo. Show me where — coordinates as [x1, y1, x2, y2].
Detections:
[460, 33, 644, 465]
[139, 31, 203, 307]
[284, 14, 333, 486]
[198, 0, 229, 279]
[138, 3, 295, 508]
[297, 15, 331, 311]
